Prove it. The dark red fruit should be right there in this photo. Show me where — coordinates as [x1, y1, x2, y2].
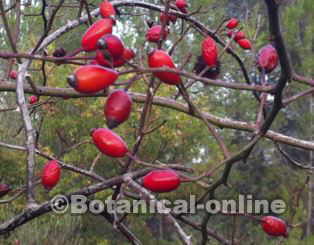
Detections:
[143, 169, 181, 193]
[146, 25, 169, 43]
[91, 128, 128, 157]
[9, 70, 18, 79]
[237, 39, 252, 50]
[81, 18, 115, 52]
[41, 160, 61, 190]
[148, 49, 181, 85]
[194, 56, 220, 80]
[97, 34, 124, 59]
[160, 12, 177, 25]
[96, 47, 135, 68]
[29, 95, 38, 105]
[175, 0, 188, 13]
[261, 216, 288, 238]
[257, 44, 279, 73]
[227, 31, 245, 41]
[100, 0, 116, 18]
[202, 36, 218, 68]
[67, 65, 118, 93]
[104, 90, 132, 129]
[0, 184, 11, 197]
[226, 18, 239, 29]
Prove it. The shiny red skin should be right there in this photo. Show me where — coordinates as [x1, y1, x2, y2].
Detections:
[226, 18, 239, 29]
[100, 0, 116, 18]
[41, 160, 61, 190]
[160, 12, 177, 25]
[69, 65, 118, 93]
[227, 31, 245, 41]
[98, 34, 124, 59]
[237, 39, 252, 50]
[91, 128, 128, 157]
[143, 170, 181, 193]
[146, 25, 169, 43]
[261, 216, 288, 237]
[148, 49, 181, 85]
[81, 18, 114, 52]
[104, 90, 132, 128]
[175, 0, 188, 13]
[257, 44, 279, 73]
[0, 184, 11, 197]
[9, 70, 18, 79]
[29, 95, 38, 105]
[96, 48, 135, 68]
[202, 36, 218, 68]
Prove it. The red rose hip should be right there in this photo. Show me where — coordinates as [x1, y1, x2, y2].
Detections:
[226, 18, 239, 29]
[96, 47, 135, 67]
[81, 18, 115, 52]
[202, 36, 218, 68]
[175, 0, 188, 13]
[148, 49, 181, 85]
[29, 95, 38, 105]
[146, 25, 169, 43]
[91, 128, 128, 157]
[257, 44, 279, 73]
[97, 34, 125, 59]
[67, 65, 118, 93]
[261, 216, 288, 238]
[41, 160, 61, 190]
[143, 169, 181, 193]
[9, 70, 18, 79]
[237, 39, 252, 50]
[105, 90, 132, 129]
[99, 0, 116, 18]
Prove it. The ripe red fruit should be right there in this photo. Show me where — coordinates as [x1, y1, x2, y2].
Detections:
[146, 25, 169, 43]
[143, 169, 181, 193]
[175, 0, 188, 13]
[227, 31, 245, 41]
[100, 0, 116, 18]
[237, 39, 252, 50]
[257, 44, 279, 73]
[261, 216, 288, 238]
[0, 183, 11, 197]
[9, 70, 18, 79]
[97, 34, 124, 59]
[226, 18, 239, 29]
[96, 48, 135, 68]
[67, 65, 118, 93]
[202, 36, 218, 68]
[104, 90, 132, 129]
[29, 95, 38, 105]
[160, 12, 177, 25]
[41, 160, 61, 190]
[91, 128, 128, 157]
[148, 49, 182, 85]
[81, 18, 115, 52]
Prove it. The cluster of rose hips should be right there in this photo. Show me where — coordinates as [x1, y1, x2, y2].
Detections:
[3, 0, 282, 238]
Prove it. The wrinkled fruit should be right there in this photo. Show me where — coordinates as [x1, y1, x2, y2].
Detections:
[97, 34, 125, 59]
[105, 90, 132, 129]
[91, 128, 128, 157]
[143, 169, 181, 193]
[202, 36, 218, 68]
[237, 39, 252, 50]
[67, 65, 118, 93]
[81, 18, 115, 52]
[226, 18, 239, 29]
[9, 70, 18, 79]
[148, 49, 181, 85]
[41, 160, 61, 190]
[29, 95, 38, 105]
[96, 48, 135, 68]
[257, 44, 279, 73]
[0, 184, 11, 197]
[160, 12, 177, 25]
[100, 0, 116, 18]
[146, 25, 169, 43]
[261, 216, 288, 238]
